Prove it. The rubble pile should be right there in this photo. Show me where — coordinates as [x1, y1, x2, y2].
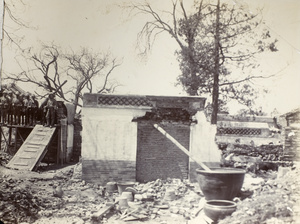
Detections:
[219, 166, 300, 224]
[0, 177, 62, 223]
[0, 165, 105, 224]
[1, 161, 299, 223]
[133, 178, 190, 200]
[0, 174, 80, 223]
[134, 108, 192, 122]
[91, 178, 203, 223]
[0, 150, 12, 166]
[221, 144, 293, 172]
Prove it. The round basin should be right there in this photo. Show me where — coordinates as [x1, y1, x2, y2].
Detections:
[204, 200, 237, 221]
[196, 167, 245, 200]
[117, 181, 135, 194]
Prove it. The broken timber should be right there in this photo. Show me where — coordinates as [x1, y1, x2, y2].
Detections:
[153, 124, 211, 171]
[92, 201, 118, 220]
[6, 125, 57, 171]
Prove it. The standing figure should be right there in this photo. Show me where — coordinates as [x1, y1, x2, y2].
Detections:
[23, 93, 30, 126]
[19, 94, 26, 125]
[0, 91, 9, 124]
[26, 94, 34, 126]
[0, 91, 8, 124]
[30, 95, 39, 125]
[40, 97, 48, 126]
[12, 92, 23, 125]
[7, 91, 13, 125]
[45, 94, 57, 128]
[0, 91, 4, 124]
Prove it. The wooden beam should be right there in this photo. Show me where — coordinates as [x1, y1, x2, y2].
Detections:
[153, 124, 211, 171]
[14, 127, 17, 151]
[1, 126, 9, 151]
[8, 127, 12, 146]
[0, 126, 2, 151]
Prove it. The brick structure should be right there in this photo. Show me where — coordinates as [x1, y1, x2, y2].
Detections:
[82, 160, 136, 184]
[282, 108, 300, 160]
[81, 93, 222, 185]
[136, 121, 190, 182]
[72, 118, 82, 162]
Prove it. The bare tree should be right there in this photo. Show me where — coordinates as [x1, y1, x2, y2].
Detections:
[64, 48, 122, 112]
[3, 0, 33, 51]
[5, 45, 67, 98]
[4, 44, 122, 113]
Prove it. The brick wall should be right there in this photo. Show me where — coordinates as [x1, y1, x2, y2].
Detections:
[72, 118, 82, 162]
[82, 160, 136, 185]
[136, 121, 190, 182]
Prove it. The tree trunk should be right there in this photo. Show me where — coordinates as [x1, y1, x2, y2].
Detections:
[188, 40, 198, 96]
[211, 0, 220, 124]
[72, 94, 80, 121]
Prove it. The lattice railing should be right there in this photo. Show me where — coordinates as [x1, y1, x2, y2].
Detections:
[98, 96, 153, 107]
[217, 128, 262, 136]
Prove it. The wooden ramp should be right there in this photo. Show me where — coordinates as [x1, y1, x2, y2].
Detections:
[6, 125, 57, 171]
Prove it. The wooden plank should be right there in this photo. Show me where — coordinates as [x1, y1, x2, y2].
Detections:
[13, 163, 28, 166]
[6, 125, 57, 171]
[0, 126, 2, 152]
[92, 201, 118, 220]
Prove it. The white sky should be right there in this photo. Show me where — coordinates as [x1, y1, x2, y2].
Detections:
[2, 0, 300, 115]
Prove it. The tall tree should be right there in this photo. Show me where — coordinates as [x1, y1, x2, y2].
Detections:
[127, 0, 278, 124]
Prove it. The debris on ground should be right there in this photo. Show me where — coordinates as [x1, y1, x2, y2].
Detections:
[221, 144, 293, 173]
[219, 165, 300, 224]
[0, 156, 300, 223]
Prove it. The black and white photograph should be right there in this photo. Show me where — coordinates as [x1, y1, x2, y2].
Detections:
[0, 0, 299, 223]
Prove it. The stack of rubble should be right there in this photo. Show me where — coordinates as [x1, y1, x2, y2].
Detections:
[0, 177, 50, 223]
[221, 144, 293, 172]
[91, 178, 203, 222]
[218, 165, 300, 224]
[0, 150, 12, 166]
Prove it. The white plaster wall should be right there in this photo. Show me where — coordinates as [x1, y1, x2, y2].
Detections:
[66, 124, 74, 162]
[218, 121, 269, 129]
[82, 107, 148, 160]
[190, 111, 222, 162]
[216, 135, 282, 146]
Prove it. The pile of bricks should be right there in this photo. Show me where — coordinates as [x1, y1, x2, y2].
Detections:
[92, 178, 203, 222]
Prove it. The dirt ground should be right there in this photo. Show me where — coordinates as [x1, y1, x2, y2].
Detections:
[1, 156, 300, 224]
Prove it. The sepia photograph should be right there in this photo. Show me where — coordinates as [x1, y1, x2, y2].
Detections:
[0, 0, 299, 223]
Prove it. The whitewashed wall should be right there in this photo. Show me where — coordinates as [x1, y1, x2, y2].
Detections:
[190, 111, 222, 163]
[82, 107, 148, 160]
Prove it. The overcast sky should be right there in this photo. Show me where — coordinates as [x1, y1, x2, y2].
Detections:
[2, 0, 300, 114]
